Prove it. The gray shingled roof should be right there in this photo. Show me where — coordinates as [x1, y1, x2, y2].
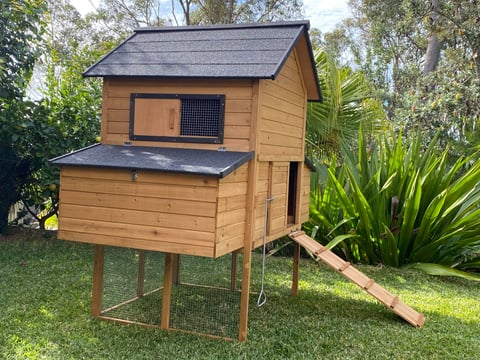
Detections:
[83, 21, 321, 101]
[50, 144, 254, 178]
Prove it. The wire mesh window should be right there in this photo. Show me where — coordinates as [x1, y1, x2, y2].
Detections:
[180, 98, 222, 137]
[129, 93, 225, 144]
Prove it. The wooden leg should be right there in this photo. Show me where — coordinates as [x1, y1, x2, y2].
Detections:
[91, 245, 105, 317]
[172, 254, 180, 285]
[230, 252, 237, 291]
[161, 252, 174, 330]
[292, 241, 300, 297]
[238, 247, 252, 342]
[137, 250, 145, 298]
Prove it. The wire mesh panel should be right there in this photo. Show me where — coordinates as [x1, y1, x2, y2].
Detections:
[169, 254, 242, 338]
[180, 97, 223, 137]
[101, 247, 165, 325]
[98, 247, 244, 339]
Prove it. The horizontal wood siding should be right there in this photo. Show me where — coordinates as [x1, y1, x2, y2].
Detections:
[215, 163, 249, 256]
[101, 78, 253, 152]
[58, 167, 218, 257]
[257, 50, 307, 161]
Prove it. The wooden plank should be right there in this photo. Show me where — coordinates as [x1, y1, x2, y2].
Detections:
[217, 208, 246, 227]
[61, 167, 217, 187]
[260, 106, 304, 127]
[58, 230, 215, 257]
[261, 92, 305, 118]
[259, 131, 303, 148]
[217, 195, 247, 212]
[107, 121, 129, 134]
[217, 182, 248, 198]
[60, 217, 215, 245]
[107, 78, 254, 99]
[61, 177, 218, 202]
[214, 234, 244, 257]
[91, 245, 104, 317]
[107, 109, 130, 122]
[61, 190, 217, 217]
[60, 203, 216, 232]
[225, 99, 252, 113]
[224, 125, 251, 139]
[261, 119, 303, 138]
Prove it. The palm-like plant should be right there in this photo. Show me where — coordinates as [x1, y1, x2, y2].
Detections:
[308, 129, 480, 281]
[306, 48, 385, 160]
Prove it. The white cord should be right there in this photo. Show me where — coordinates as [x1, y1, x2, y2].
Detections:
[257, 196, 274, 307]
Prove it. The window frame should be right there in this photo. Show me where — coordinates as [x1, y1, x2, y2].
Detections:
[129, 93, 225, 144]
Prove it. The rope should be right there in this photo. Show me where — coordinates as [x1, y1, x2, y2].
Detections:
[257, 196, 274, 307]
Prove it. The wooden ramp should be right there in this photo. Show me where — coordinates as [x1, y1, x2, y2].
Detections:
[288, 231, 425, 327]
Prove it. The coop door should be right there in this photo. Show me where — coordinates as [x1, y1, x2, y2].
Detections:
[132, 98, 180, 137]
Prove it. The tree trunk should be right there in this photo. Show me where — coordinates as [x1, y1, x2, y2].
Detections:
[423, 0, 442, 75]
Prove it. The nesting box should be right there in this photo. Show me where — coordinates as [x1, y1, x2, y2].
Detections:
[51, 20, 321, 340]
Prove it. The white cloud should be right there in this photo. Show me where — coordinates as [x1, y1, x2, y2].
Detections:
[303, 0, 350, 32]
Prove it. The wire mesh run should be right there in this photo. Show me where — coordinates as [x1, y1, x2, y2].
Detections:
[99, 247, 243, 339]
[180, 98, 222, 137]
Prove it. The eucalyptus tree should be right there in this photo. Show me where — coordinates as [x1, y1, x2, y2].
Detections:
[324, 0, 480, 153]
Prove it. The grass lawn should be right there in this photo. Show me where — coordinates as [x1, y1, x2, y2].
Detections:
[0, 228, 479, 359]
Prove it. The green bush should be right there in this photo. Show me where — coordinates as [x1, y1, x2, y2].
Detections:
[307, 130, 480, 280]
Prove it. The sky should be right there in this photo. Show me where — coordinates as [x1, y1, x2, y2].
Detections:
[73, 0, 350, 32]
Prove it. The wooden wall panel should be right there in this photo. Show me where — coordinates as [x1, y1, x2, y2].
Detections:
[101, 78, 254, 152]
[215, 164, 248, 257]
[58, 167, 218, 256]
[257, 50, 307, 162]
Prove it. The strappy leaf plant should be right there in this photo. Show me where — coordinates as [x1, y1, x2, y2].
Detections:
[307, 129, 480, 280]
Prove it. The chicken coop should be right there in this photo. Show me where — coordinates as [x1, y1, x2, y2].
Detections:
[51, 20, 322, 341]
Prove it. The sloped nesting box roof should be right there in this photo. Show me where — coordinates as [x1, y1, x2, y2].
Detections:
[83, 20, 321, 101]
[50, 144, 254, 178]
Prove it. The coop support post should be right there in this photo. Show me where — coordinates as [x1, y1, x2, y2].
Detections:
[239, 81, 260, 342]
[137, 250, 145, 298]
[91, 245, 105, 317]
[292, 241, 300, 296]
[161, 252, 174, 330]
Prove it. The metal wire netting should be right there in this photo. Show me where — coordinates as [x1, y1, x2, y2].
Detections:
[100, 247, 244, 338]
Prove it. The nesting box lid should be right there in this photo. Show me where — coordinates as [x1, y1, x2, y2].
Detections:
[83, 21, 321, 101]
[50, 144, 254, 178]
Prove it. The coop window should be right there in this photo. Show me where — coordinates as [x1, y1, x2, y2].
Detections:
[129, 93, 225, 144]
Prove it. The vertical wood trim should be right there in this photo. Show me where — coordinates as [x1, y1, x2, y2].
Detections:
[137, 250, 145, 297]
[239, 80, 261, 342]
[100, 79, 109, 142]
[161, 252, 174, 329]
[292, 241, 300, 297]
[91, 245, 105, 317]
[294, 48, 307, 159]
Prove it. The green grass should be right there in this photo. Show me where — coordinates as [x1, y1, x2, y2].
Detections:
[1, 228, 479, 359]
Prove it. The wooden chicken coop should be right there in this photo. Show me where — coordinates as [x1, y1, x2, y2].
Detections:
[51, 20, 322, 341]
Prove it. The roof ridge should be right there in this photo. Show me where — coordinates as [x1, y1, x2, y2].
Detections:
[134, 20, 310, 33]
